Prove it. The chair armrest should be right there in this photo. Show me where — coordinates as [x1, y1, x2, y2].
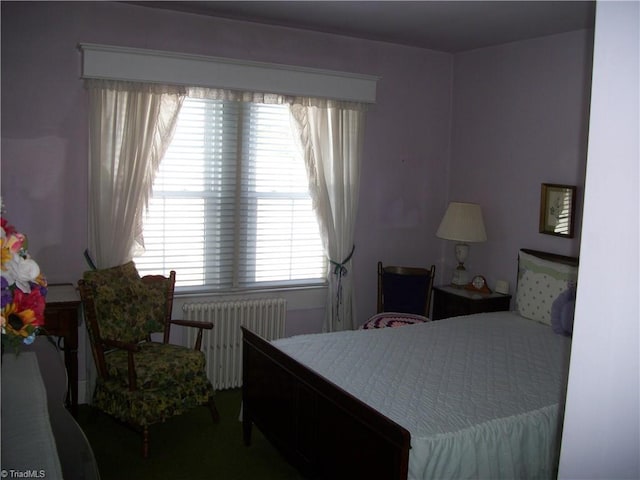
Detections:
[168, 319, 213, 351]
[169, 319, 214, 330]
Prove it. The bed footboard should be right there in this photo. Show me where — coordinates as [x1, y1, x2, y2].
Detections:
[241, 327, 411, 480]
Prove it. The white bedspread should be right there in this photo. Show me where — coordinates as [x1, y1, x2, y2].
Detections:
[272, 311, 571, 480]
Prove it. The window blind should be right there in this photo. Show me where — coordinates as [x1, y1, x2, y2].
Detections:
[135, 97, 325, 290]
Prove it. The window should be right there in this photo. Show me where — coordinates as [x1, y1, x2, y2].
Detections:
[134, 96, 326, 291]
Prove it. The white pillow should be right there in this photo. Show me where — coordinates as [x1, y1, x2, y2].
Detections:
[516, 250, 578, 325]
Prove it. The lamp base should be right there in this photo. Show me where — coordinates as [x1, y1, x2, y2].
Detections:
[451, 268, 469, 286]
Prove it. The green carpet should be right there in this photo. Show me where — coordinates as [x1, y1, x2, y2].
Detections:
[76, 389, 306, 480]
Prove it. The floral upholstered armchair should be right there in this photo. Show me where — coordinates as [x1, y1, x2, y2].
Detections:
[78, 262, 219, 458]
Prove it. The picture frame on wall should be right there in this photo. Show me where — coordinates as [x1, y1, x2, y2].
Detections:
[539, 183, 576, 238]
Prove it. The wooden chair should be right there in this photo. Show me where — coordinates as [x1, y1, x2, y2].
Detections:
[377, 261, 436, 318]
[78, 261, 219, 458]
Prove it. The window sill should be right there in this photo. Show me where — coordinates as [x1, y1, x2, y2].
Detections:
[174, 284, 327, 311]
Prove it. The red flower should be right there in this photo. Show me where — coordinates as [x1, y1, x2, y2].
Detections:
[1, 217, 17, 236]
[12, 287, 46, 326]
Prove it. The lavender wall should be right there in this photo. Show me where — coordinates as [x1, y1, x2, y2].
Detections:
[1, 2, 593, 329]
[448, 30, 593, 299]
[1, 1, 451, 335]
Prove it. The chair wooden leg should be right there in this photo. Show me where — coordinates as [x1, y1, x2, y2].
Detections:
[208, 397, 220, 423]
[142, 426, 149, 458]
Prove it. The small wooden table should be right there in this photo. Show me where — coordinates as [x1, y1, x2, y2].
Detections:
[44, 284, 81, 417]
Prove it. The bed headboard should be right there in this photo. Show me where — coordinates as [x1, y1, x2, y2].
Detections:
[520, 248, 579, 267]
[516, 249, 579, 334]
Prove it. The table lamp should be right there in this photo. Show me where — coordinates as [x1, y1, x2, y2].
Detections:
[436, 202, 487, 286]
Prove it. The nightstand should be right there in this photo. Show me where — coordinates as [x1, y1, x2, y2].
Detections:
[432, 285, 511, 320]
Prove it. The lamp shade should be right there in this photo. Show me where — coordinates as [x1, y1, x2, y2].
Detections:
[436, 202, 487, 243]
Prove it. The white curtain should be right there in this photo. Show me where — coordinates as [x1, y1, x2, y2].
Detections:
[290, 100, 366, 332]
[86, 80, 185, 268]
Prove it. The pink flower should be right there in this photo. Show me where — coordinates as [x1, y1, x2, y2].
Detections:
[4, 232, 25, 254]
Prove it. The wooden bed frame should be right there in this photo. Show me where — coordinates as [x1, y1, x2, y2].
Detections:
[241, 326, 410, 479]
[241, 249, 578, 479]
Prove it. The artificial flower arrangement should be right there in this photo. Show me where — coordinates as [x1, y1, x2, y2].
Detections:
[1, 214, 48, 352]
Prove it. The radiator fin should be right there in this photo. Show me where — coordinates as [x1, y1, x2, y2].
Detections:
[183, 298, 286, 390]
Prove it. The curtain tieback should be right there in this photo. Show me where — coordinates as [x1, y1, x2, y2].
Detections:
[330, 244, 355, 277]
[329, 245, 355, 325]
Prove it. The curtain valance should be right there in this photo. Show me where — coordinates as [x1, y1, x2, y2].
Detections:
[79, 43, 378, 104]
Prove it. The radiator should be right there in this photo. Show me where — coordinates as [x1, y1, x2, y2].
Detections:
[183, 298, 287, 390]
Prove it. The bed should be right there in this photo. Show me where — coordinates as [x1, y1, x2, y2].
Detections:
[241, 249, 578, 479]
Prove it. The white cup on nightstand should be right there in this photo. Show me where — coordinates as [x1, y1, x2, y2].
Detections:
[495, 280, 509, 295]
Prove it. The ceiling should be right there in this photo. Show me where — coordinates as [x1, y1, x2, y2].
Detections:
[129, 1, 596, 53]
